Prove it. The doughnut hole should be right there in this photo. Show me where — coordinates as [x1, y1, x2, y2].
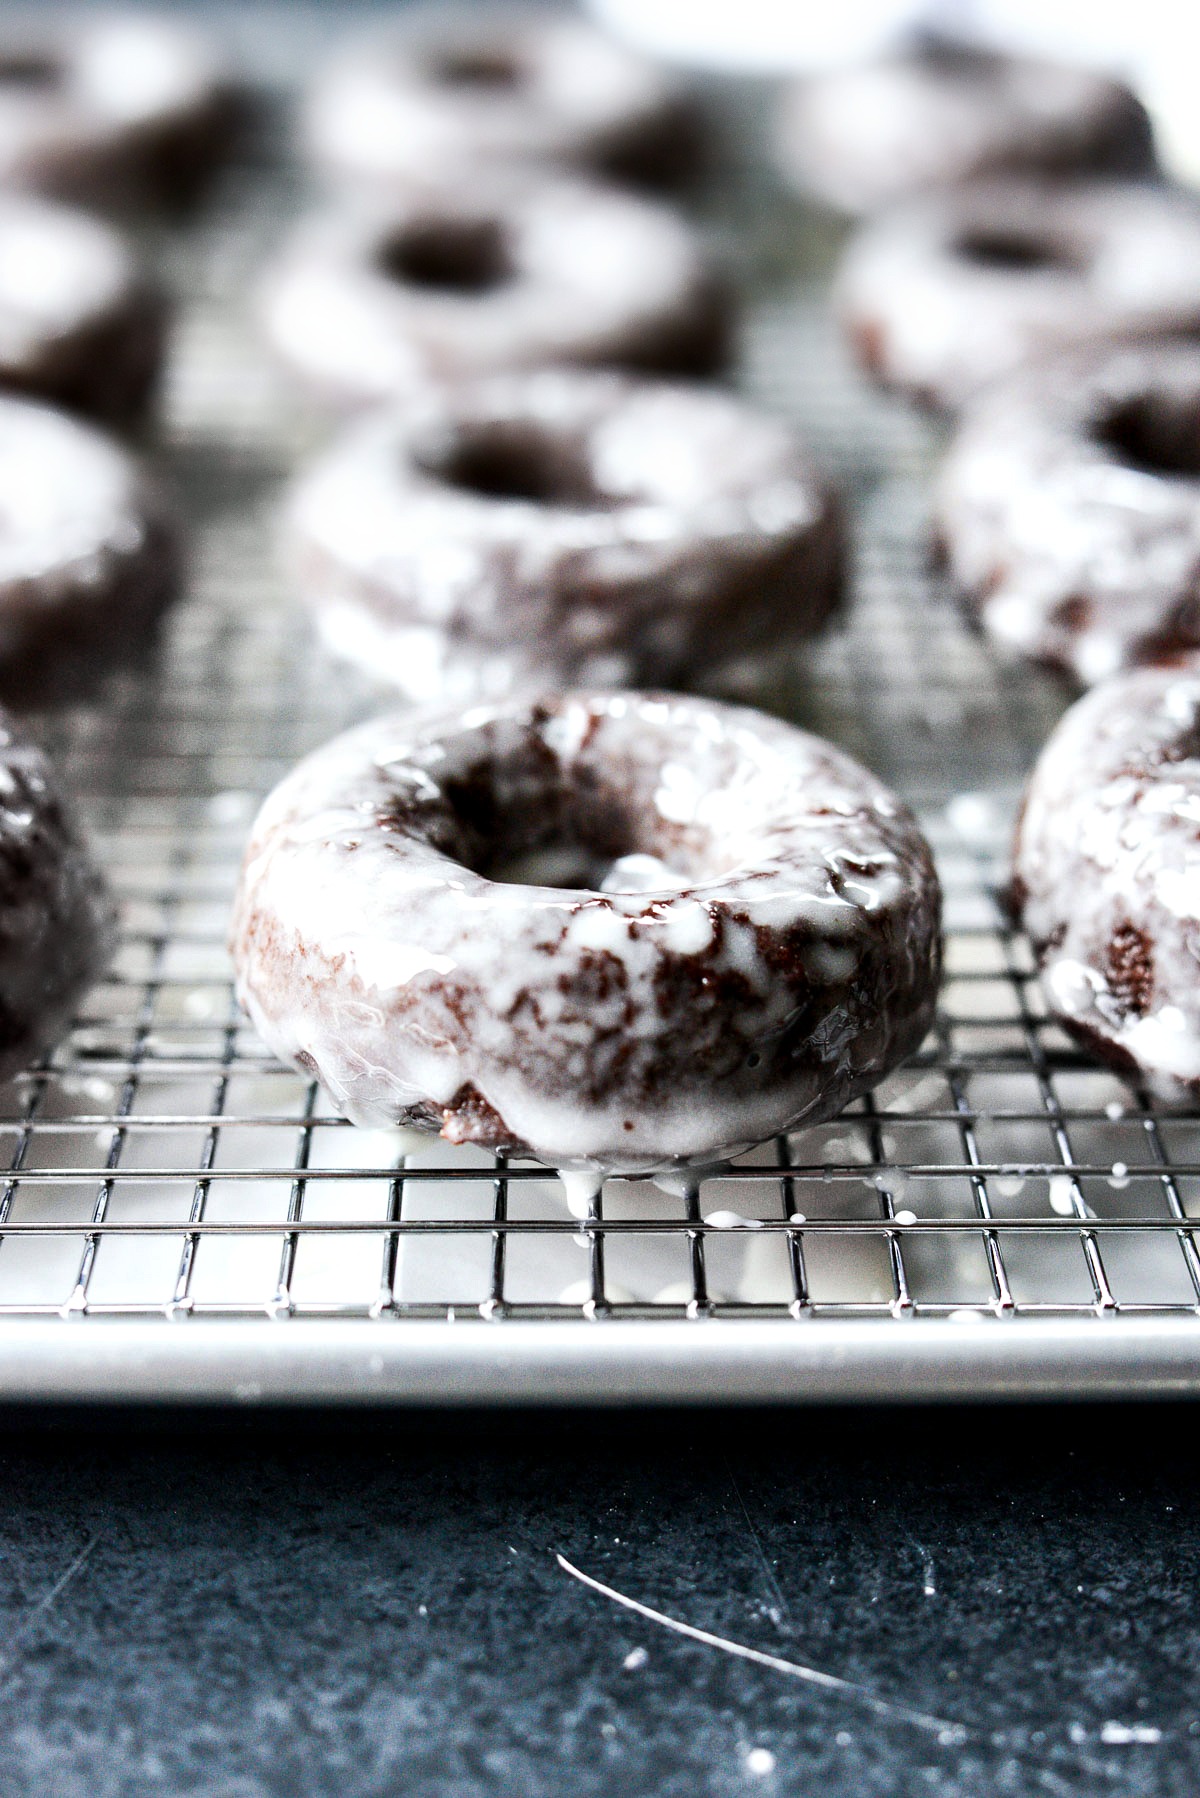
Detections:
[410, 736, 723, 894]
[427, 48, 524, 89]
[954, 229, 1080, 273]
[1095, 390, 1200, 478]
[416, 420, 604, 508]
[376, 217, 513, 294]
[0, 55, 59, 90]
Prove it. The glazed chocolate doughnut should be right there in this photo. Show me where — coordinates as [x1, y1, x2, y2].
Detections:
[0, 194, 166, 428]
[838, 179, 1200, 412]
[284, 367, 843, 703]
[0, 710, 112, 1079]
[260, 178, 731, 410]
[937, 340, 1200, 685]
[231, 691, 942, 1172]
[1014, 657, 1200, 1095]
[0, 13, 233, 210]
[305, 8, 696, 191]
[778, 40, 1154, 216]
[0, 396, 180, 702]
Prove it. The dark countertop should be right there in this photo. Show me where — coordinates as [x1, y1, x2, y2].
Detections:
[0, 1402, 1195, 1797]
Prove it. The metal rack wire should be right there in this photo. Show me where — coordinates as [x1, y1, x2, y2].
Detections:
[3, 52, 1200, 1402]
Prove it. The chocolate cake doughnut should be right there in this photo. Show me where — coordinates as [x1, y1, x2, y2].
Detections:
[0, 710, 112, 1079]
[837, 179, 1200, 412]
[0, 396, 180, 702]
[231, 691, 942, 1172]
[284, 367, 843, 703]
[0, 13, 233, 210]
[778, 41, 1154, 216]
[1014, 658, 1200, 1096]
[305, 8, 696, 191]
[0, 194, 166, 429]
[937, 340, 1200, 685]
[260, 178, 731, 410]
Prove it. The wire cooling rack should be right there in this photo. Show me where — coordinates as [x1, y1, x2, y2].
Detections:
[3, 34, 1200, 1403]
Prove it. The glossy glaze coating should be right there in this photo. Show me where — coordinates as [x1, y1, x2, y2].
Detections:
[231, 691, 941, 1173]
[305, 7, 695, 190]
[1015, 659, 1200, 1094]
[838, 179, 1200, 412]
[260, 177, 730, 411]
[0, 395, 180, 700]
[938, 341, 1200, 685]
[778, 41, 1153, 216]
[285, 368, 843, 703]
[0, 13, 233, 209]
[0, 193, 166, 428]
[0, 709, 111, 1077]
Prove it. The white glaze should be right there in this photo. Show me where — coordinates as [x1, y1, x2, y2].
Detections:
[232, 691, 941, 1173]
[938, 340, 1200, 683]
[0, 17, 226, 206]
[0, 195, 132, 366]
[285, 367, 838, 702]
[779, 48, 1150, 215]
[1016, 660, 1200, 1094]
[838, 180, 1200, 411]
[0, 395, 149, 585]
[305, 11, 682, 188]
[260, 176, 722, 410]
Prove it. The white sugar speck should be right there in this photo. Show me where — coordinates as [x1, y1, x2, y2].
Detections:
[745, 1747, 776, 1776]
[623, 1646, 648, 1671]
[1101, 1722, 1162, 1745]
[946, 793, 995, 841]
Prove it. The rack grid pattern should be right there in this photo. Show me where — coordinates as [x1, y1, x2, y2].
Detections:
[5, 73, 1200, 1392]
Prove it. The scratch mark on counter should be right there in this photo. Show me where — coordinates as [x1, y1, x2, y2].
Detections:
[723, 1456, 790, 1626]
[0, 1533, 99, 1672]
[556, 1553, 967, 1741]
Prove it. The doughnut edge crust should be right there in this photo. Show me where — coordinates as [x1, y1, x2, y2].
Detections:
[0, 713, 112, 1079]
[230, 691, 942, 1172]
[1014, 659, 1200, 1094]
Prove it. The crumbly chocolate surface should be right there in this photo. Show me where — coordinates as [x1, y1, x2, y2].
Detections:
[260, 174, 731, 411]
[1014, 657, 1200, 1095]
[0, 708, 111, 1078]
[778, 42, 1153, 216]
[836, 178, 1200, 413]
[231, 690, 942, 1173]
[285, 366, 843, 704]
[937, 340, 1200, 684]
